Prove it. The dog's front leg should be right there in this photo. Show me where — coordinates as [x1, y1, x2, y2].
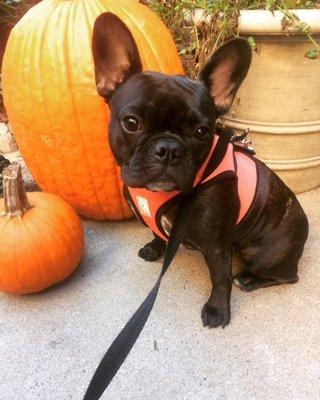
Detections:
[201, 244, 232, 328]
[138, 233, 166, 262]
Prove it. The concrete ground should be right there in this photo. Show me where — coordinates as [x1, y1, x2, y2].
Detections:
[1, 188, 319, 400]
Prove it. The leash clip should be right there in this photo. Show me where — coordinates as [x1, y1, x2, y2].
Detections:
[231, 128, 256, 155]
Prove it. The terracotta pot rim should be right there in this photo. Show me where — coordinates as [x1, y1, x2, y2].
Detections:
[263, 155, 320, 169]
[224, 116, 320, 135]
[239, 9, 320, 35]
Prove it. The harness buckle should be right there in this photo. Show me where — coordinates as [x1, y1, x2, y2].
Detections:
[231, 128, 256, 155]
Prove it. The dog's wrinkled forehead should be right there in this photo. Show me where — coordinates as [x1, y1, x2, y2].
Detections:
[109, 72, 215, 129]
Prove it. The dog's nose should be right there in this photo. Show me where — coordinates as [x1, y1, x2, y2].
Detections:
[153, 140, 182, 165]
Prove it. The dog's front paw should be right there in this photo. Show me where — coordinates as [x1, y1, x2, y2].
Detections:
[201, 302, 230, 329]
[138, 238, 166, 262]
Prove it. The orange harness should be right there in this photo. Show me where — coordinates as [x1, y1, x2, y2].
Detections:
[125, 132, 258, 241]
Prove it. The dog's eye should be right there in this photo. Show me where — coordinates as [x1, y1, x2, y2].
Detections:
[195, 126, 211, 140]
[121, 116, 141, 133]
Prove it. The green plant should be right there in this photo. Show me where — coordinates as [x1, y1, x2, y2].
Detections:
[0, 0, 38, 25]
[279, 1, 320, 58]
[0, 1, 17, 24]
[148, 0, 242, 77]
[147, 0, 319, 76]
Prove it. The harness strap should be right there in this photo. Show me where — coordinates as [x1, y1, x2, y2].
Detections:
[82, 195, 194, 400]
[202, 128, 232, 180]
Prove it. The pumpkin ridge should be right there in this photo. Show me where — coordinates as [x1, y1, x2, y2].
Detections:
[34, 213, 75, 283]
[0, 217, 12, 293]
[0, 218, 12, 292]
[25, 2, 61, 197]
[83, 0, 129, 219]
[40, 2, 83, 204]
[0, 267, 8, 293]
[22, 198, 79, 287]
[0, 209, 11, 232]
[14, 220, 37, 293]
[34, 197, 84, 266]
[64, 0, 105, 216]
[37, 198, 83, 242]
[44, 194, 84, 253]
[21, 217, 55, 290]
[31, 2, 65, 197]
[8, 20, 46, 193]
[81, 0, 125, 218]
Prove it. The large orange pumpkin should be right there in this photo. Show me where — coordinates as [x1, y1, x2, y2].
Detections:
[2, 0, 183, 220]
[0, 163, 84, 294]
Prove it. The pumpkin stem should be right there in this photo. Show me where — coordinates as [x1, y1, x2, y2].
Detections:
[2, 163, 33, 218]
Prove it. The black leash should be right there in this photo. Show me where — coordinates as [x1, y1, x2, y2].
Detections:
[83, 195, 194, 400]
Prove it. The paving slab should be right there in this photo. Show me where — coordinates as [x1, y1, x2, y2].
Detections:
[1, 187, 319, 400]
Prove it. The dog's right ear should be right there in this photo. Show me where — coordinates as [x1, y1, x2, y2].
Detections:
[92, 12, 142, 101]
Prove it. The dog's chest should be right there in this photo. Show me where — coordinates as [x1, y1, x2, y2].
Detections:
[160, 205, 203, 251]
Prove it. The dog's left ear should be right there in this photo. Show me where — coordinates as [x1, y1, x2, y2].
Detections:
[199, 38, 252, 116]
[92, 12, 142, 101]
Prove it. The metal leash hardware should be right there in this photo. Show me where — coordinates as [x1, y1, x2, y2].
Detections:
[82, 195, 194, 400]
[231, 128, 255, 155]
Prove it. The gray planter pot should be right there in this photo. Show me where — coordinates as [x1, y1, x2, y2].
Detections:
[223, 9, 320, 193]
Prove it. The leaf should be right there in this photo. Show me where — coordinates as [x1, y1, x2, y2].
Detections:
[247, 36, 256, 49]
[305, 48, 320, 59]
[265, 0, 276, 11]
[247, 36, 261, 54]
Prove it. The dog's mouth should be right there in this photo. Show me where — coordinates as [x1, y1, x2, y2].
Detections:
[145, 178, 179, 192]
[121, 155, 196, 193]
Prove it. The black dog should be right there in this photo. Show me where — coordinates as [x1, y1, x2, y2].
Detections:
[92, 13, 308, 328]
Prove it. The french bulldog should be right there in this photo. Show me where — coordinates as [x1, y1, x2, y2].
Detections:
[92, 12, 308, 328]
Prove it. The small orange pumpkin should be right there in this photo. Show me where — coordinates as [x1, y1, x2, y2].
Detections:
[0, 163, 84, 295]
[2, 0, 184, 220]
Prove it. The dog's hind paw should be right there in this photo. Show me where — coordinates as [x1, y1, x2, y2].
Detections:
[233, 271, 256, 292]
[233, 271, 299, 292]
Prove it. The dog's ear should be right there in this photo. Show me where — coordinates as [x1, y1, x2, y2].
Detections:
[199, 38, 252, 116]
[92, 12, 142, 101]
